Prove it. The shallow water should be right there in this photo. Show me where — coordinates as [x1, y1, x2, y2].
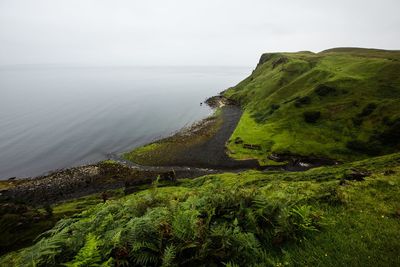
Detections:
[0, 65, 249, 179]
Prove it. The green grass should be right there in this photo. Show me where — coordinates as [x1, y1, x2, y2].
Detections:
[224, 48, 400, 163]
[1, 153, 399, 266]
[2, 48, 400, 266]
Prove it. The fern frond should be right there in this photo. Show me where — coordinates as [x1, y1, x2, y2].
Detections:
[161, 244, 176, 267]
[63, 233, 103, 267]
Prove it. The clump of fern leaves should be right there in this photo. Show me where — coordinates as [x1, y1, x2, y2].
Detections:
[0, 177, 322, 266]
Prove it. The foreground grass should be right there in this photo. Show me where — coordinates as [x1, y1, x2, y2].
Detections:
[1, 153, 399, 266]
[0, 189, 125, 256]
[225, 48, 400, 163]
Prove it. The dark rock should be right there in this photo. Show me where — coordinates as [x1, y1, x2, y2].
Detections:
[257, 53, 280, 66]
[268, 153, 283, 162]
[204, 95, 237, 108]
[267, 153, 339, 170]
[343, 168, 371, 181]
[243, 144, 262, 150]
[234, 137, 244, 144]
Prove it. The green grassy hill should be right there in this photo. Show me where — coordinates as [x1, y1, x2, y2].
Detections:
[1, 48, 400, 266]
[1, 153, 399, 266]
[224, 48, 400, 164]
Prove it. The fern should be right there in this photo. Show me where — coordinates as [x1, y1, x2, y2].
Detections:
[172, 208, 200, 241]
[64, 233, 103, 267]
[132, 251, 159, 266]
[161, 244, 177, 267]
[224, 262, 240, 267]
[100, 257, 114, 267]
[1, 176, 326, 266]
[20, 232, 68, 266]
[289, 205, 319, 234]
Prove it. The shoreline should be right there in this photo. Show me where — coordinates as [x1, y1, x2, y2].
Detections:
[0, 95, 338, 205]
[0, 94, 339, 255]
[0, 96, 245, 205]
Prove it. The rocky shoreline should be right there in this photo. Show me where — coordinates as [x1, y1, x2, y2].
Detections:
[0, 95, 339, 206]
[0, 160, 221, 205]
[0, 95, 341, 255]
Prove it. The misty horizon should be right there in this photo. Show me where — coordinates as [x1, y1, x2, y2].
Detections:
[1, 0, 399, 66]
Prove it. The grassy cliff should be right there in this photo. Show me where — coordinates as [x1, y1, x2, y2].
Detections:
[224, 48, 400, 164]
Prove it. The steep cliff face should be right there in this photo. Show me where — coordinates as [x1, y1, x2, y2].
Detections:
[224, 48, 400, 163]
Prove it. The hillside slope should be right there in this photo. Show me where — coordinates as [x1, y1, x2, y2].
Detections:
[224, 48, 400, 163]
[1, 153, 399, 266]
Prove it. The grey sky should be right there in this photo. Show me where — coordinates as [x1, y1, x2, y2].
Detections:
[1, 0, 399, 66]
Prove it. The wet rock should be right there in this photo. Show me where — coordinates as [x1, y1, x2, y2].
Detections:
[204, 95, 237, 108]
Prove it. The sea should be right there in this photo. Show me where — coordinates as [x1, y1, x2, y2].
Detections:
[0, 65, 249, 179]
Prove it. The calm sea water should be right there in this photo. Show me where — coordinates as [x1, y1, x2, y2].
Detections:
[0, 65, 249, 179]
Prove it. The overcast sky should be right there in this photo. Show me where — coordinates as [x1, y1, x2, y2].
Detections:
[0, 0, 399, 66]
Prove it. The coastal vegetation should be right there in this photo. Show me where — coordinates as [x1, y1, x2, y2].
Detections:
[224, 48, 400, 163]
[1, 152, 399, 266]
[1, 48, 399, 266]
